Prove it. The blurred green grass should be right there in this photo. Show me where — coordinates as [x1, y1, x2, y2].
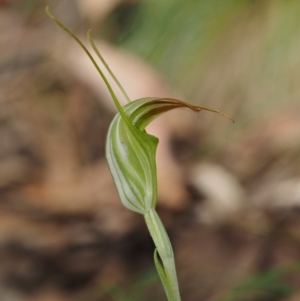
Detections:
[100, 269, 164, 301]
[105, 0, 300, 122]
[114, 0, 248, 90]
[98, 261, 300, 301]
[217, 263, 299, 301]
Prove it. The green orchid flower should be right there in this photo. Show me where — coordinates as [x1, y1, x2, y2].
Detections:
[46, 7, 233, 301]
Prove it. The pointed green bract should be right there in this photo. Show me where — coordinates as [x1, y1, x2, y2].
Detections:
[145, 209, 180, 301]
[154, 249, 176, 301]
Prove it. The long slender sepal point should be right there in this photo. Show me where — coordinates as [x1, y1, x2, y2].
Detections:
[45, 6, 132, 128]
[87, 30, 132, 104]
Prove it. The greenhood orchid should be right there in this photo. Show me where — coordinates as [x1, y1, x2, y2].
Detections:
[46, 7, 233, 301]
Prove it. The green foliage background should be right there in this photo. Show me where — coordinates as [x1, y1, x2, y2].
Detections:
[105, 0, 300, 126]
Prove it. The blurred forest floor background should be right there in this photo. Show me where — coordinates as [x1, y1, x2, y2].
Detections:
[1, 0, 300, 300]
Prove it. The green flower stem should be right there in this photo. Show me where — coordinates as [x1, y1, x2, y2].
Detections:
[144, 209, 181, 301]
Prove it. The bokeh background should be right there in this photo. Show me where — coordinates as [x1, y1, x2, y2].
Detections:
[1, 0, 300, 300]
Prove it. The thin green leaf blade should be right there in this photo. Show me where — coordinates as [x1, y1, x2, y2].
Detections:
[154, 249, 176, 301]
